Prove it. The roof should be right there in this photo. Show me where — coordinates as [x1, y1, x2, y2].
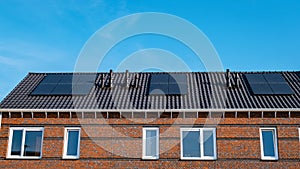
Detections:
[1, 71, 300, 110]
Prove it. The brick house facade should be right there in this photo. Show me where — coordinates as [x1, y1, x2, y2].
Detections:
[0, 71, 300, 168]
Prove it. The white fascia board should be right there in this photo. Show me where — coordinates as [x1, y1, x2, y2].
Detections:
[1, 108, 300, 113]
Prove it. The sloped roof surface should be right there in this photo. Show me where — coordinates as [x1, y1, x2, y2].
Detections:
[1, 71, 300, 110]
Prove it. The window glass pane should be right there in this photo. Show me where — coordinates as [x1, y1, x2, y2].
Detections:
[67, 130, 79, 156]
[11, 130, 23, 156]
[262, 130, 275, 156]
[24, 131, 43, 157]
[182, 131, 200, 157]
[203, 130, 214, 156]
[145, 130, 157, 157]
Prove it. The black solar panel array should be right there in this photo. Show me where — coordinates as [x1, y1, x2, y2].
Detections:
[31, 74, 96, 96]
[148, 74, 188, 95]
[244, 73, 294, 95]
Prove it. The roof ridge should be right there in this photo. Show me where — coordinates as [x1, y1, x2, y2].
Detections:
[28, 70, 300, 75]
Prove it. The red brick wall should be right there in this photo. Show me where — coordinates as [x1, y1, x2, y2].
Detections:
[0, 118, 300, 168]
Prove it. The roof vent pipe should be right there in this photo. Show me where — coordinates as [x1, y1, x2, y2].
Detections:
[109, 69, 113, 88]
[125, 70, 130, 88]
[226, 69, 232, 88]
[100, 74, 105, 88]
[235, 73, 241, 88]
[134, 74, 139, 88]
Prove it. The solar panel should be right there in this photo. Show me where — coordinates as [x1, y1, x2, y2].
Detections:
[248, 83, 273, 95]
[148, 84, 168, 95]
[150, 74, 169, 84]
[168, 84, 188, 95]
[245, 73, 294, 95]
[270, 84, 294, 95]
[169, 74, 187, 84]
[148, 73, 188, 95]
[40, 74, 63, 83]
[59, 75, 73, 83]
[263, 74, 286, 83]
[51, 84, 72, 95]
[31, 84, 57, 95]
[244, 74, 267, 84]
[31, 74, 95, 96]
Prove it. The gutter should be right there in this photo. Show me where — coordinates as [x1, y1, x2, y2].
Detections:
[0, 108, 300, 113]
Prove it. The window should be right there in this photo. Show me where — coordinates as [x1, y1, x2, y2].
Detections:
[260, 128, 278, 160]
[299, 128, 300, 142]
[63, 127, 81, 159]
[180, 128, 217, 160]
[0, 112, 2, 128]
[142, 127, 159, 159]
[7, 127, 44, 159]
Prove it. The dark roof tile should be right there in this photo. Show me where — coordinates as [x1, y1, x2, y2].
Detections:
[1, 71, 300, 110]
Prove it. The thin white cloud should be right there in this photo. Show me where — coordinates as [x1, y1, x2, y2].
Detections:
[0, 39, 68, 63]
[0, 55, 24, 66]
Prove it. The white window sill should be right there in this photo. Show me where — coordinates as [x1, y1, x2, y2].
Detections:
[142, 156, 159, 160]
[62, 156, 80, 160]
[6, 156, 42, 160]
[261, 157, 278, 160]
[181, 157, 217, 160]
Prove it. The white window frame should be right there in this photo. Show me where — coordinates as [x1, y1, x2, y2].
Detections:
[0, 112, 2, 128]
[7, 127, 44, 159]
[63, 127, 81, 159]
[298, 128, 300, 142]
[180, 128, 217, 160]
[142, 127, 159, 160]
[259, 128, 278, 160]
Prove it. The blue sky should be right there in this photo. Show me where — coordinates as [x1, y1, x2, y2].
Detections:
[0, 0, 300, 100]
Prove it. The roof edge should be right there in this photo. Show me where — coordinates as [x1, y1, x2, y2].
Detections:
[27, 70, 300, 74]
[1, 108, 300, 112]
